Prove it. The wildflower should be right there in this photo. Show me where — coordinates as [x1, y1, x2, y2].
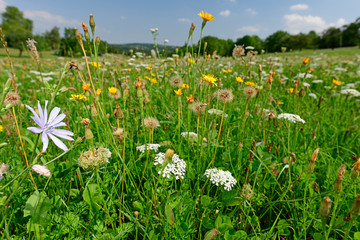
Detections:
[202, 74, 218, 87]
[215, 89, 234, 103]
[150, 28, 158, 34]
[232, 44, 245, 58]
[332, 79, 342, 86]
[290, 88, 299, 94]
[204, 168, 237, 191]
[208, 108, 228, 118]
[26, 39, 39, 62]
[340, 89, 360, 97]
[198, 11, 215, 22]
[0, 163, 10, 181]
[277, 113, 305, 124]
[243, 86, 257, 98]
[108, 87, 121, 99]
[308, 93, 317, 99]
[150, 78, 157, 84]
[245, 81, 257, 87]
[143, 117, 160, 129]
[26, 100, 74, 152]
[236, 76, 244, 83]
[188, 58, 195, 64]
[169, 75, 183, 88]
[174, 89, 182, 96]
[31, 164, 51, 177]
[95, 88, 101, 96]
[303, 58, 311, 65]
[78, 146, 112, 169]
[70, 93, 87, 101]
[3, 92, 21, 106]
[181, 132, 198, 141]
[192, 101, 206, 115]
[108, 87, 117, 95]
[186, 95, 194, 104]
[0, 125, 3, 132]
[82, 83, 91, 92]
[319, 196, 331, 222]
[136, 143, 161, 153]
[182, 83, 189, 89]
[154, 152, 186, 180]
[90, 62, 102, 69]
[241, 183, 254, 201]
[113, 128, 125, 140]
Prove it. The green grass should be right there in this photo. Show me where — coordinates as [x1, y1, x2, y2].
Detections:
[0, 39, 360, 240]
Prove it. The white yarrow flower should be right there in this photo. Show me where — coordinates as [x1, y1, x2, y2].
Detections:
[136, 144, 160, 153]
[204, 168, 237, 191]
[278, 113, 306, 124]
[154, 152, 186, 180]
[31, 164, 51, 177]
[340, 89, 360, 97]
[26, 101, 74, 152]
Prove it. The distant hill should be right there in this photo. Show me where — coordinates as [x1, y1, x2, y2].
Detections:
[109, 43, 179, 54]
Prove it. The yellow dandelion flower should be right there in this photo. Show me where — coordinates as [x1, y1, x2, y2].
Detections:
[108, 87, 117, 95]
[198, 11, 215, 22]
[0, 125, 3, 132]
[70, 93, 88, 101]
[188, 58, 196, 64]
[186, 95, 193, 103]
[151, 73, 155, 77]
[90, 62, 102, 69]
[222, 69, 232, 73]
[290, 88, 299, 94]
[170, 68, 174, 71]
[277, 101, 284, 105]
[236, 77, 244, 83]
[127, 68, 132, 72]
[150, 78, 157, 84]
[82, 83, 91, 91]
[332, 79, 342, 86]
[144, 76, 150, 80]
[202, 74, 218, 87]
[302, 58, 311, 65]
[96, 89, 101, 96]
[174, 89, 182, 96]
[245, 81, 257, 87]
[182, 83, 189, 89]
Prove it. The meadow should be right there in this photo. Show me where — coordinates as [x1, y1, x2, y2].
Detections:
[1, 13, 360, 240]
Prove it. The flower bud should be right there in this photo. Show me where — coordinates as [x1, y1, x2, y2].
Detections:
[85, 125, 94, 140]
[91, 103, 98, 117]
[351, 195, 360, 218]
[351, 167, 360, 180]
[165, 149, 174, 160]
[319, 196, 331, 222]
[114, 104, 124, 119]
[96, 37, 101, 47]
[74, 28, 83, 47]
[334, 177, 343, 194]
[89, 14, 95, 34]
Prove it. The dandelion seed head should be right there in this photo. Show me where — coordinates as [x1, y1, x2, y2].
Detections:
[4, 92, 21, 106]
[192, 101, 206, 115]
[143, 117, 160, 129]
[169, 75, 183, 88]
[243, 86, 257, 98]
[215, 89, 234, 103]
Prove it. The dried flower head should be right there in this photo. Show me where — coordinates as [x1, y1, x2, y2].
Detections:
[243, 86, 257, 98]
[232, 44, 245, 58]
[319, 196, 331, 221]
[31, 164, 51, 177]
[215, 89, 234, 103]
[113, 128, 125, 140]
[169, 75, 183, 88]
[192, 101, 206, 115]
[0, 163, 10, 181]
[26, 39, 39, 62]
[78, 146, 111, 169]
[143, 117, 160, 129]
[241, 183, 254, 201]
[3, 92, 21, 106]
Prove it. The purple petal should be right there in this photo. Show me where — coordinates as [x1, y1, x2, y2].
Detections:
[27, 127, 43, 134]
[37, 101, 44, 126]
[43, 100, 48, 126]
[26, 105, 42, 128]
[52, 122, 66, 128]
[48, 133, 68, 151]
[47, 107, 60, 124]
[41, 133, 49, 152]
[49, 113, 66, 126]
[51, 129, 74, 141]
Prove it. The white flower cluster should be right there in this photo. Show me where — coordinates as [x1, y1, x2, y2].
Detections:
[277, 113, 305, 124]
[204, 168, 237, 191]
[154, 152, 186, 180]
[340, 89, 360, 97]
[208, 108, 228, 118]
[136, 144, 161, 153]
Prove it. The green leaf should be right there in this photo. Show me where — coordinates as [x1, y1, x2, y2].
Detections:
[83, 184, 101, 212]
[354, 232, 360, 240]
[165, 204, 175, 226]
[204, 228, 219, 240]
[24, 191, 52, 228]
[219, 190, 240, 206]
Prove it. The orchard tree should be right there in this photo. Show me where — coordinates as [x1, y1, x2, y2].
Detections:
[45, 27, 61, 50]
[1, 6, 33, 56]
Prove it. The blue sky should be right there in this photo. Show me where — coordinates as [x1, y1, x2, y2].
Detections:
[0, 0, 359, 46]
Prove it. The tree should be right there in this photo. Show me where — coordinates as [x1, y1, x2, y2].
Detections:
[1, 6, 33, 56]
[320, 27, 341, 49]
[235, 35, 264, 51]
[342, 22, 360, 47]
[264, 31, 290, 52]
[59, 28, 82, 57]
[44, 27, 61, 50]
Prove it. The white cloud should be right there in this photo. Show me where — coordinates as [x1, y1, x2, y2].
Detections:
[120, 16, 127, 20]
[0, 0, 6, 12]
[290, 4, 309, 11]
[246, 8, 257, 15]
[228, 0, 236, 2]
[178, 18, 191, 23]
[237, 26, 259, 33]
[219, 10, 231, 17]
[24, 10, 79, 25]
[284, 14, 348, 34]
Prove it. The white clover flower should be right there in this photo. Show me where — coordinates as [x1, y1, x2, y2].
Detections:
[154, 152, 186, 180]
[26, 100, 74, 152]
[308, 93, 317, 99]
[303, 82, 310, 87]
[312, 80, 323, 84]
[204, 168, 237, 191]
[277, 113, 305, 124]
[31, 164, 51, 177]
[208, 108, 228, 118]
[340, 89, 360, 97]
[136, 144, 160, 153]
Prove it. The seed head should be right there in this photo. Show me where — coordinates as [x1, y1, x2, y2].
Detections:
[143, 117, 160, 129]
[215, 89, 234, 103]
[3, 92, 21, 106]
[232, 44, 245, 58]
[243, 86, 257, 98]
[192, 101, 206, 115]
[169, 75, 183, 88]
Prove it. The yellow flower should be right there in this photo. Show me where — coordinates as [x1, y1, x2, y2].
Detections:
[147, 64, 152, 70]
[90, 62, 102, 69]
[188, 58, 196, 64]
[108, 87, 117, 95]
[245, 81, 257, 87]
[332, 79, 342, 86]
[150, 78, 157, 84]
[70, 93, 88, 101]
[277, 101, 284, 105]
[198, 11, 215, 22]
[222, 69, 232, 74]
[202, 74, 218, 87]
[236, 77, 244, 83]
[0, 125, 3, 132]
[96, 88, 101, 96]
[182, 83, 189, 89]
[144, 76, 150, 80]
[290, 88, 299, 94]
[174, 89, 182, 96]
[302, 58, 311, 65]
[82, 83, 91, 91]
[186, 95, 193, 103]
[127, 68, 132, 72]
[170, 68, 174, 71]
